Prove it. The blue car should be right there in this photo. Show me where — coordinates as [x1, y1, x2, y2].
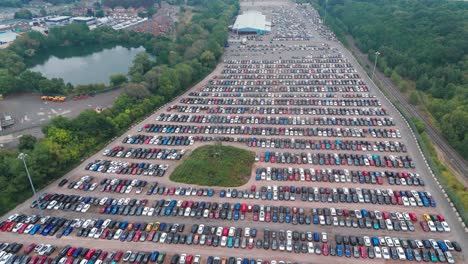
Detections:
[336, 245, 343, 257]
[30, 224, 41, 235]
[345, 245, 351, 258]
[41, 225, 53, 236]
[150, 251, 159, 262]
[234, 211, 239, 221]
[208, 188, 214, 197]
[63, 226, 73, 236]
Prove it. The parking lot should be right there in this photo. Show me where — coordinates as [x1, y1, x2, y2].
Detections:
[0, 0, 466, 264]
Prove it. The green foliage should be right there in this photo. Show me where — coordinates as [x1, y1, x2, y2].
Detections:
[409, 91, 420, 105]
[170, 145, 255, 187]
[109, 73, 128, 86]
[319, 0, 468, 158]
[18, 135, 37, 151]
[122, 82, 151, 99]
[411, 117, 426, 134]
[14, 9, 32, 19]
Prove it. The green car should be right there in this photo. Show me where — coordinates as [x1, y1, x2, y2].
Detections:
[227, 237, 234, 248]
[157, 252, 166, 264]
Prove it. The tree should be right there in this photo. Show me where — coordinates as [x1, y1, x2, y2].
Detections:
[14, 9, 33, 19]
[129, 52, 153, 82]
[409, 91, 420, 105]
[40, 8, 47, 17]
[109, 73, 128, 86]
[122, 83, 151, 99]
[0, 69, 17, 95]
[411, 118, 426, 134]
[18, 135, 37, 151]
[200, 50, 215, 67]
[38, 78, 67, 95]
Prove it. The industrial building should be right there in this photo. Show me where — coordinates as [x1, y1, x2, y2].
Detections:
[71, 17, 96, 25]
[45, 16, 71, 27]
[232, 11, 271, 35]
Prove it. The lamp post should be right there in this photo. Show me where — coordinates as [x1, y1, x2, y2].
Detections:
[372, 51, 380, 80]
[18, 153, 42, 217]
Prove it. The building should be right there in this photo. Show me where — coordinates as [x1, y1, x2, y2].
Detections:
[232, 11, 271, 35]
[45, 16, 71, 27]
[71, 16, 96, 25]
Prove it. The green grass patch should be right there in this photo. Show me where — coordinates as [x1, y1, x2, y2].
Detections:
[170, 144, 255, 187]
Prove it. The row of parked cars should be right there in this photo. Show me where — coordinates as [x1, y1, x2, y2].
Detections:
[179, 97, 382, 107]
[169, 105, 384, 116]
[84, 160, 168, 177]
[103, 146, 186, 161]
[156, 112, 394, 128]
[254, 166, 424, 185]
[224, 182, 435, 207]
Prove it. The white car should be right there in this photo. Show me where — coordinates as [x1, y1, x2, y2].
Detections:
[307, 242, 314, 254]
[197, 224, 205, 235]
[221, 236, 228, 247]
[244, 228, 250, 237]
[374, 246, 382, 258]
[441, 221, 451, 232]
[397, 247, 406, 260]
[113, 229, 123, 240]
[381, 247, 390, 260]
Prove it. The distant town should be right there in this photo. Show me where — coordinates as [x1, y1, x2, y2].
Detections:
[0, 0, 179, 48]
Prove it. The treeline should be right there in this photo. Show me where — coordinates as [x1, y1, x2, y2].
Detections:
[0, 0, 239, 215]
[317, 0, 468, 158]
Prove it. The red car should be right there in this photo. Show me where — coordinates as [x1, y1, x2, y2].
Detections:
[66, 248, 76, 257]
[360, 246, 367, 258]
[409, 213, 418, 222]
[133, 231, 141, 242]
[322, 244, 329, 256]
[420, 221, 429, 232]
[437, 214, 445, 222]
[24, 243, 37, 254]
[85, 249, 96, 260]
[113, 251, 123, 262]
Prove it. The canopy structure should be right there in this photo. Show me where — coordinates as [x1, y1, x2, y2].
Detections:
[233, 11, 271, 35]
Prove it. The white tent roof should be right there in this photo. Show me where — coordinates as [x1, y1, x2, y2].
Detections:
[233, 11, 270, 32]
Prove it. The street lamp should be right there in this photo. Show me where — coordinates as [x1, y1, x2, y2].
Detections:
[372, 51, 380, 80]
[18, 153, 42, 217]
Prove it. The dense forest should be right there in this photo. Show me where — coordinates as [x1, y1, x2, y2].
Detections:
[316, 0, 468, 158]
[0, 0, 239, 215]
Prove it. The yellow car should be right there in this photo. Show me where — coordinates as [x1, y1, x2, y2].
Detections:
[145, 223, 153, 232]
[423, 214, 431, 222]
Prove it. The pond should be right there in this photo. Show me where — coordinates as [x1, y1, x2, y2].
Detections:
[29, 45, 145, 85]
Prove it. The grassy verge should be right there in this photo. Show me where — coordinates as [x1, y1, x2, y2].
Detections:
[170, 144, 255, 187]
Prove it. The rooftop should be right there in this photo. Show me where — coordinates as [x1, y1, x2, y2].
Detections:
[233, 11, 271, 32]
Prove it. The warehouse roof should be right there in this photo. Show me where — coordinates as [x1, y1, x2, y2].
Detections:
[233, 11, 270, 32]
